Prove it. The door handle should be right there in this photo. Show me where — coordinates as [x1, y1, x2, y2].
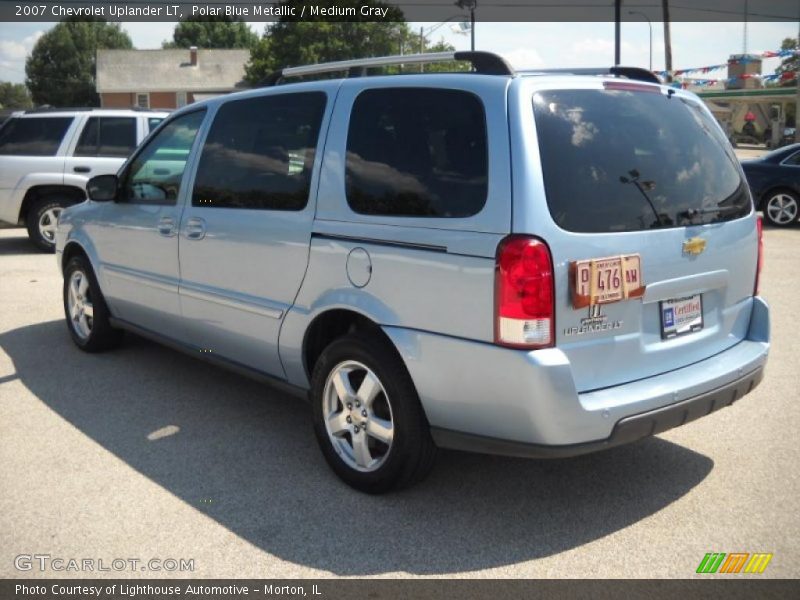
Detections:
[157, 216, 176, 237]
[73, 166, 91, 173]
[184, 217, 206, 240]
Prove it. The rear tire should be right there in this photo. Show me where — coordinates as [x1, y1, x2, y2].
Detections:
[27, 196, 67, 252]
[762, 190, 799, 227]
[63, 255, 123, 352]
[311, 332, 436, 493]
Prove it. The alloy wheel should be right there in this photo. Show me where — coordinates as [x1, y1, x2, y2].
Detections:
[323, 360, 395, 472]
[766, 193, 798, 225]
[67, 270, 94, 340]
[38, 207, 63, 243]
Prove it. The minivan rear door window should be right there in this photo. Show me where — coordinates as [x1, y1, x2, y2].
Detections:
[532, 88, 750, 232]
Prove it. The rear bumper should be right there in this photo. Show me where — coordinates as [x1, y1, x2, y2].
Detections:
[431, 366, 763, 458]
[384, 296, 770, 454]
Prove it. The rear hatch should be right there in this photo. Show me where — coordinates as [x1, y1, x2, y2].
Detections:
[524, 81, 757, 392]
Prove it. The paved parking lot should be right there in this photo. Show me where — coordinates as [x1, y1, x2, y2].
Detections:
[0, 225, 798, 579]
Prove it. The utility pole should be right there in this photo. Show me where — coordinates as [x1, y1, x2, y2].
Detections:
[662, 0, 673, 82]
[615, 0, 621, 65]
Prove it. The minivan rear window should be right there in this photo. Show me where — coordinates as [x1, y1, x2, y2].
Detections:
[0, 116, 73, 156]
[346, 88, 488, 218]
[533, 88, 750, 232]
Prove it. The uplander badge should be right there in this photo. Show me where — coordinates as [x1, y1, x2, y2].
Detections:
[563, 304, 623, 337]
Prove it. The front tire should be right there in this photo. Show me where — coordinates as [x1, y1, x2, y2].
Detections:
[311, 332, 436, 493]
[27, 197, 67, 252]
[763, 190, 799, 227]
[63, 256, 123, 352]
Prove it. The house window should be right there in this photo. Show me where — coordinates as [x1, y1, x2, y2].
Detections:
[176, 92, 188, 108]
[136, 93, 149, 109]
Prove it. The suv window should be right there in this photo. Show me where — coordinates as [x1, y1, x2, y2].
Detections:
[148, 117, 164, 133]
[75, 117, 137, 158]
[0, 117, 73, 156]
[122, 110, 205, 206]
[345, 88, 488, 218]
[533, 88, 750, 232]
[192, 92, 327, 211]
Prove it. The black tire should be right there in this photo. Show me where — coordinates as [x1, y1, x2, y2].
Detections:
[63, 255, 123, 352]
[311, 332, 436, 494]
[761, 189, 799, 228]
[27, 196, 68, 252]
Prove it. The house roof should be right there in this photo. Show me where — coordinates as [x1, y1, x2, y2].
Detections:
[96, 49, 250, 93]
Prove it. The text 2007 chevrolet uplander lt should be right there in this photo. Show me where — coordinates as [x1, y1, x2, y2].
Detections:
[55, 52, 769, 493]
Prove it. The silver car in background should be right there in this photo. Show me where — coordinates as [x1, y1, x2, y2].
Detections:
[55, 52, 769, 493]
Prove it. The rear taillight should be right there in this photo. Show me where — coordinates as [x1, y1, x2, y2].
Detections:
[755, 214, 764, 295]
[495, 236, 555, 349]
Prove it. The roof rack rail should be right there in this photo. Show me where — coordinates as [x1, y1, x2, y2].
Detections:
[260, 51, 515, 86]
[523, 66, 661, 85]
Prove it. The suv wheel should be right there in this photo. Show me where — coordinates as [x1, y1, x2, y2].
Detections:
[27, 197, 66, 252]
[63, 256, 123, 352]
[763, 190, 799, 227]
[311, 332, 436, 493]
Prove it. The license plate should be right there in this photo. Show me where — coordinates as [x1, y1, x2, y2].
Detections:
[571, 254, 644, 308]
[660, 294, 703, 339]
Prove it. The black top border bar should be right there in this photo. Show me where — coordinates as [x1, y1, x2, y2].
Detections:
[2, 0, 799, 22]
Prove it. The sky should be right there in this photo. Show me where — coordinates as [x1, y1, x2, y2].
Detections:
[1, 20, 797, 85]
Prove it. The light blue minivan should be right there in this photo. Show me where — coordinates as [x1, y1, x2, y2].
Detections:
[56, 52, 769, 493]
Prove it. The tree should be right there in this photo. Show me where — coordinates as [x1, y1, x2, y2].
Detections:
[25, 18, 132, 107]
[776, 37, 798, 86]
[245, 0, 407, 84]
[0, 82, 33, 109]
[163, 16, 258, 49]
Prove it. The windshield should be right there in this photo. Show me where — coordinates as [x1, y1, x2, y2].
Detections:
[533, 88, 750, 233]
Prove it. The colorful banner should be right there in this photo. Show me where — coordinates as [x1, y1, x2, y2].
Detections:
[654, 48, 798, 79]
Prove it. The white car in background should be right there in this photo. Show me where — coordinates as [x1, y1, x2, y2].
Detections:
[0, 108, 168, 251]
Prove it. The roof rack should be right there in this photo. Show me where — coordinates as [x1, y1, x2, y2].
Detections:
[523, 66, 661, 85]
[260, 51, 515, 86]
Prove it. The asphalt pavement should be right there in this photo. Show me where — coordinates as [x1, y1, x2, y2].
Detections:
[0, 224, 798, 578]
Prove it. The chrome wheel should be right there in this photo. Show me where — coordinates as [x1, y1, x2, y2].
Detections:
[38, 206, 62, 243]
[323, 360, 394, 473]
[766, 193, 798, 225]
[67, 270, 94, 340]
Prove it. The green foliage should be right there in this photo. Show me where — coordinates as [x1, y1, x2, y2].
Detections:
[244, 0, 472, 84]
[0, 82, 33, 109]
[163, 16, 258, 49]
[776, 37, 798, 86]
[245, 0, 407, 84]
[25, 18, 132, 107]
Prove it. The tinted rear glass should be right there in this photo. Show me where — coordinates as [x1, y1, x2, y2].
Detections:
[346, 88, 488, 218]
[0, 117, 73, 156]
[533, 88, 750, 232]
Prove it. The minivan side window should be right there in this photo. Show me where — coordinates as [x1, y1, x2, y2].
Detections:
[345, 88, 488, 218]
[74, 117, 137, 158]
[192, 92, 327, 211]
[121, 110, 205, 206]
[0, 117, 73, 156]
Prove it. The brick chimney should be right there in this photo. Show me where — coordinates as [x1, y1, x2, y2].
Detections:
[189, 46, 198, 67]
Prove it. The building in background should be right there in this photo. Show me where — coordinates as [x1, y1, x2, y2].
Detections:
[96, 47, 250, 110]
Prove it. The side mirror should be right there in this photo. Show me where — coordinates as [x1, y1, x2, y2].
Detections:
[87, 174, 118, 202]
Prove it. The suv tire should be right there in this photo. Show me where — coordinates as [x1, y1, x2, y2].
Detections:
[311, 332, 436, 493]
[63, 255, 123, 352]
[27, 196, 68, 252]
